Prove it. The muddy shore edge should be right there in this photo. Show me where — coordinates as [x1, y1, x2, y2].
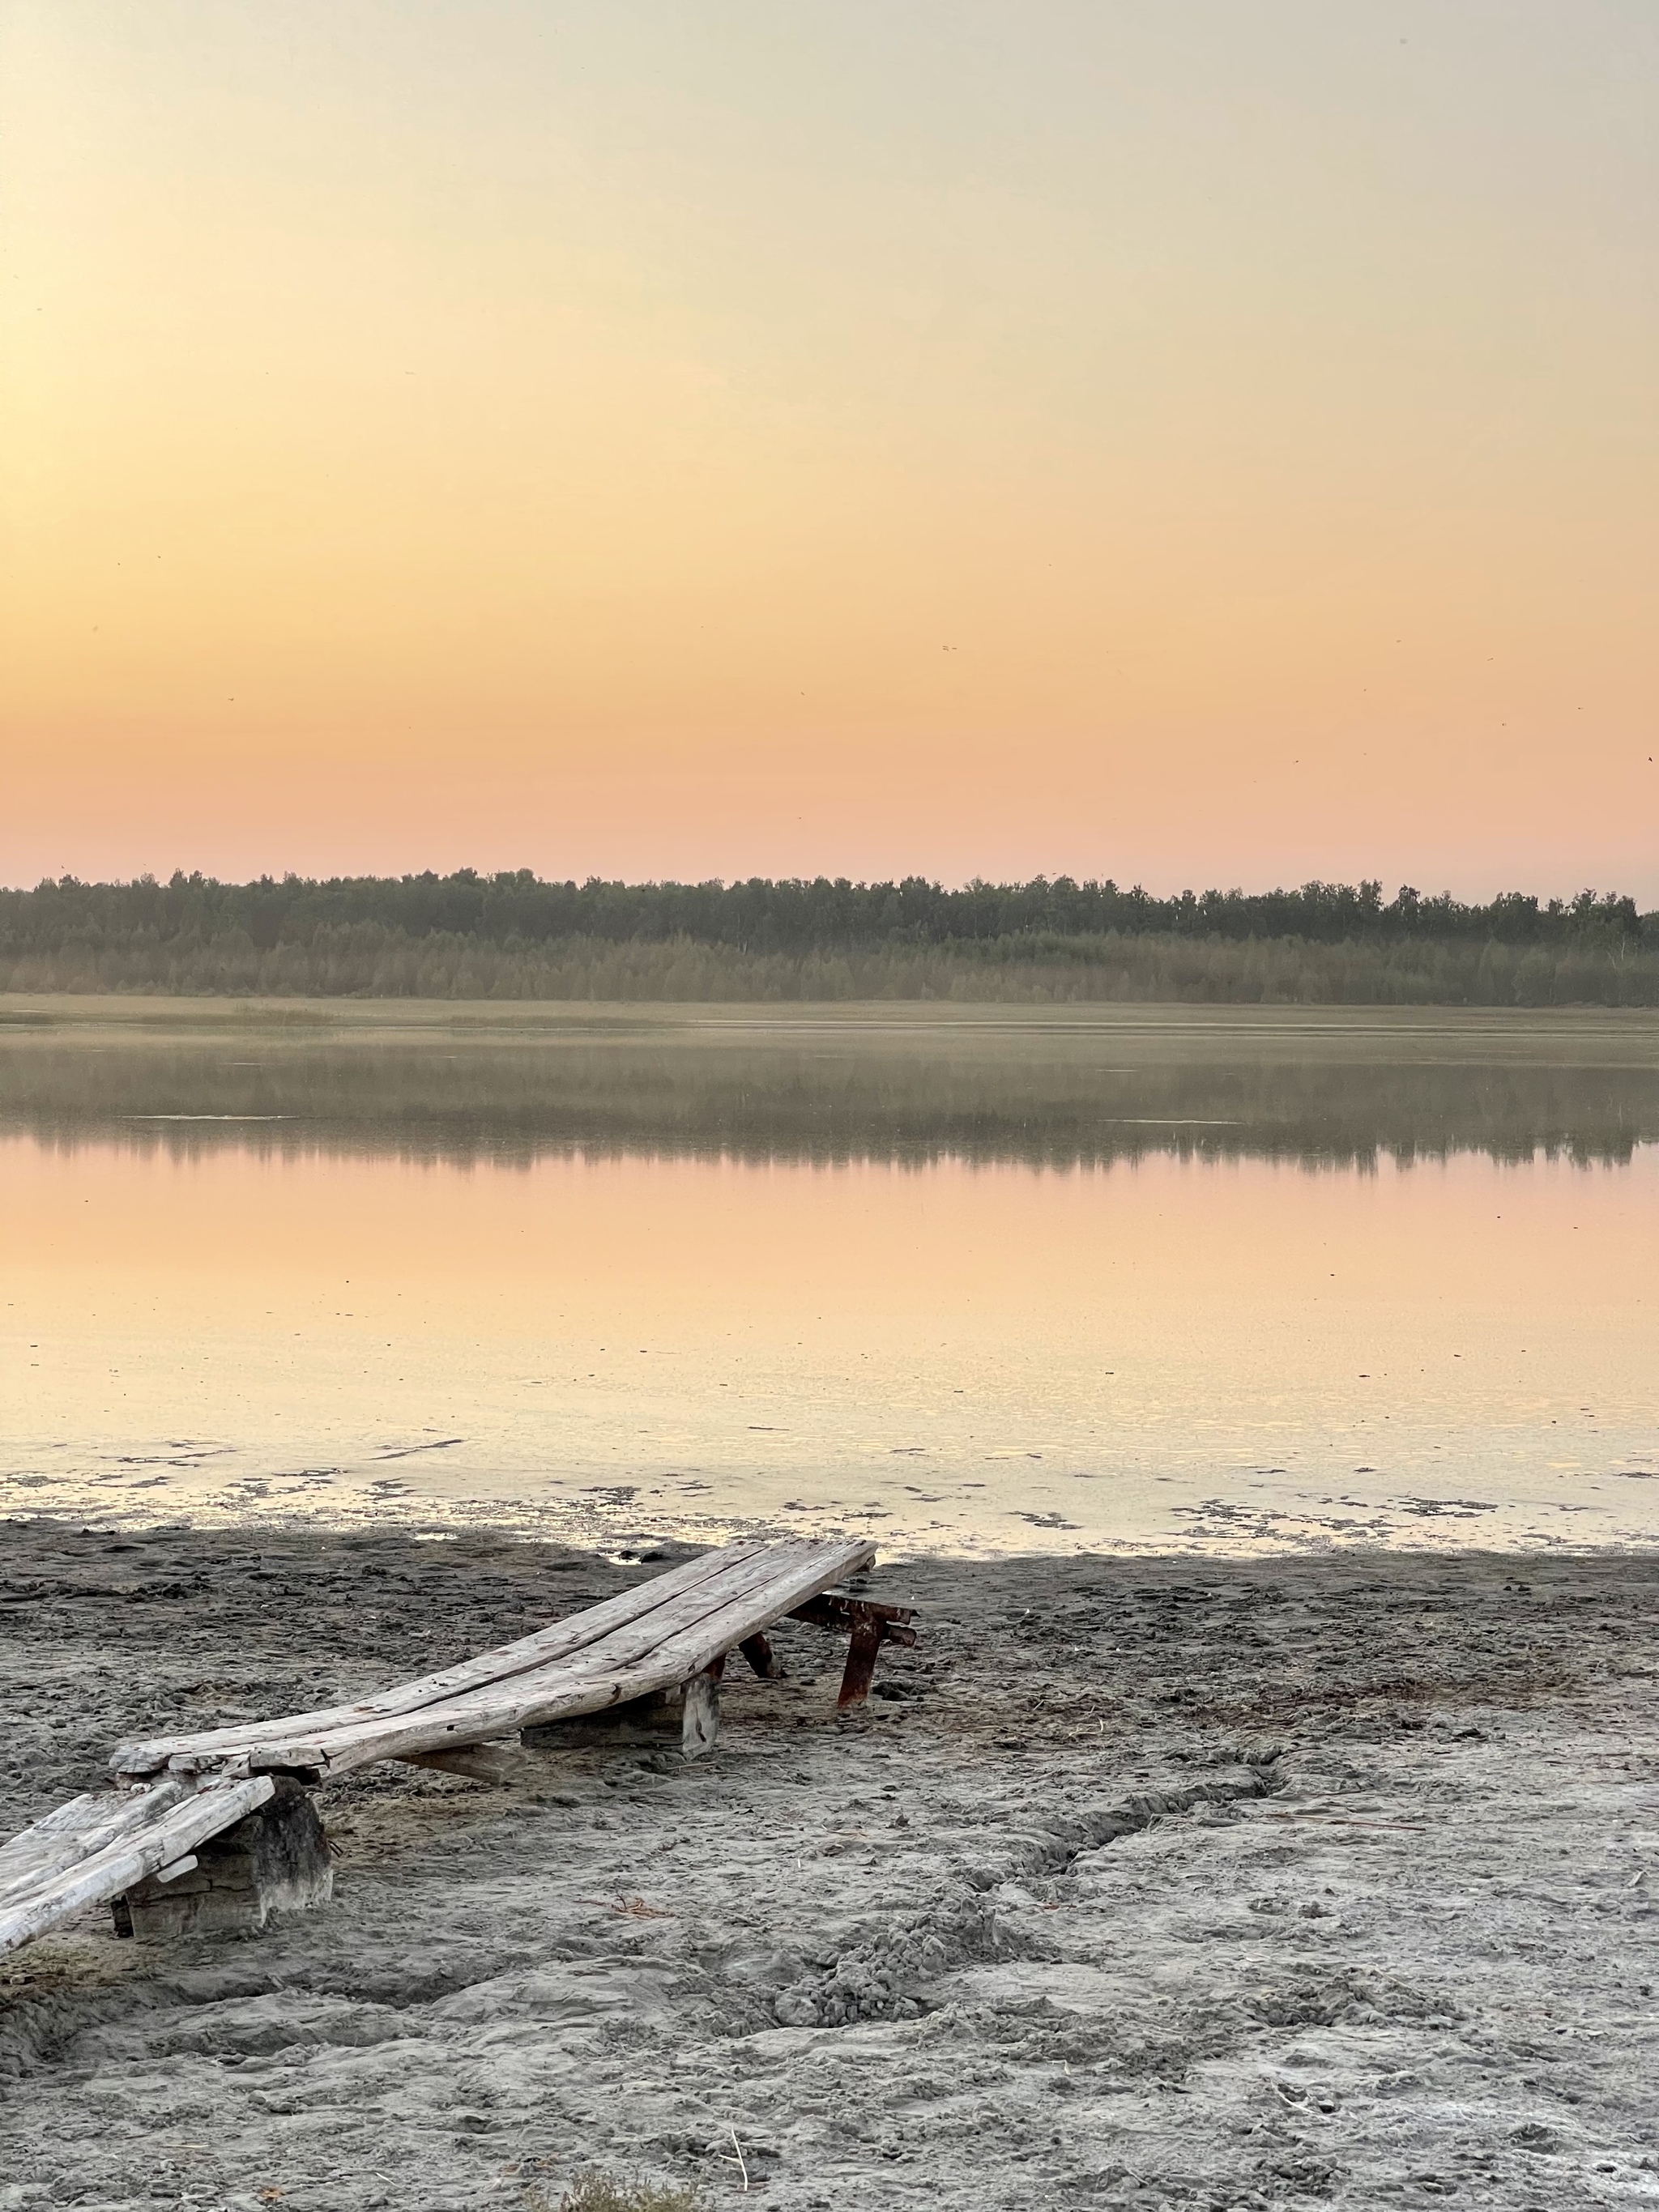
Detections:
[3, 1522, 1657, 2210]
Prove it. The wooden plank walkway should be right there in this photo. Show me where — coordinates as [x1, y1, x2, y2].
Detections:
[110, 1536, 887, 1778]
[2, 1536, 915, 1960]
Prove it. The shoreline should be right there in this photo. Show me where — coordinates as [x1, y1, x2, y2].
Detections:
[4, 1522, 1657, 2208]
[9, 990, 1659, 1037]
[12, 1495, 1659, 1567]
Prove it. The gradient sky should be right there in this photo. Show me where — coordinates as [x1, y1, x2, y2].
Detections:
[3, 2, 1657, 896]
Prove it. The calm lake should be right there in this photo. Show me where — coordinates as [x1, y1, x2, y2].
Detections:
[3, 1001, 1656, 1555]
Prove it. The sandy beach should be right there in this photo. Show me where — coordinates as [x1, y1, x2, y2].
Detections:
[3, 1522, 1657, 2210]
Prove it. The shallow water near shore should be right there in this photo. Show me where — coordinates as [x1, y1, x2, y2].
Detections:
[2, 999, 1656, 1554]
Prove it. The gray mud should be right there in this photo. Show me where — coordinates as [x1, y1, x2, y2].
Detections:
[3, 1523, 1658, 2210]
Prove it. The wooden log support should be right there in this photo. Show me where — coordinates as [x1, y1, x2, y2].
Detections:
[403, 1739, 533, 1784]
[113, 1777, 331, 1942]
[739, 1631, 783, 1680]
[788, 1592, 919, 1641]
[681, 1652, 724, 1759]
[522, 1688, 684, 1748]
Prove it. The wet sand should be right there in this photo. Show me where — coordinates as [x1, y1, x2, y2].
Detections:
[3, 1522, 1658, 2210]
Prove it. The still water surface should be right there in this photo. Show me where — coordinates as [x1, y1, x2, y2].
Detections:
[3, 1004, 1656, 1554]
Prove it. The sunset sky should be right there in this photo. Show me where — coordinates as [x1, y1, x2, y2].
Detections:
[3, 2, 1656, 897]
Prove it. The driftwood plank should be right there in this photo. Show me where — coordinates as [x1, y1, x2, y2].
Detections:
[626, 1539, 878, 1686]
[110, 1539, 784, 1775]
[534, 1541, 855, 1686]
[0, 1777, 275, 1958]
[0, 1781, 190, 1907]
[255, 1537, 877, 1774]
[228, 1540, 839, 1772]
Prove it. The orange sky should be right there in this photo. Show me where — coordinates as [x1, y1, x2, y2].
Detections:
[3, 3, 1657, 897]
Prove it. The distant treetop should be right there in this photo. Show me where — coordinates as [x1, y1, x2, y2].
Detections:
[2, 869, 1652, 959]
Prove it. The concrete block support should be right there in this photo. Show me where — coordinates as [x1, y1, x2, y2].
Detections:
[112, 1777, 331, 1941]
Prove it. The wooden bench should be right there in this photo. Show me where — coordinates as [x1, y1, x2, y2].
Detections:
[0, 1536, 915, 1958]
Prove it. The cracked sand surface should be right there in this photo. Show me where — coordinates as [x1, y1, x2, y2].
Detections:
[3, 1525, 1658, 2208]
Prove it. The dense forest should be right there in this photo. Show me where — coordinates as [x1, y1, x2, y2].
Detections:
[3, 869, 1653, 953]
[2, 871, 1657, 1004]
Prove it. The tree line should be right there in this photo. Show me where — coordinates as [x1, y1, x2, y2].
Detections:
[2, 869, 1653, 962]
[4, 893, 1659, 1004]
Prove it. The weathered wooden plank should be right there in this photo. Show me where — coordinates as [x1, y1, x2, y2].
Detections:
[403, 1538, 870, 1765]
[258, 1537, 877, 1775]
[110, 1538, 783, 1775]
[0, 1777, 275, 1958]
[0, 1781, 189, 1907]
[237, 1539, 851, 1771]
[0, 1788, 154, 1853]
[315, 1537, 874, 1771]
[625, 1538, 879, 1686]
[220, 1549, 808, 1776]
[517, 1539, 852, 1689]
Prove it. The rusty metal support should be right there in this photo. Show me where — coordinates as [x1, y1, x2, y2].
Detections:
[837, 1616, 885, 1708]
[784, 1589, 918, 1708]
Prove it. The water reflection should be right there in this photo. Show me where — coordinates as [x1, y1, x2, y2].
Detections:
[3, 1007, 1657, 1170]
[3, 1132, 1656, 1554]
[5, 1008, 1656, 1555]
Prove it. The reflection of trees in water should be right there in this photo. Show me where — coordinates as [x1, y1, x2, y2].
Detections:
[6, 915, 1659, 1005]
[3, 1041, 1656, 1171]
